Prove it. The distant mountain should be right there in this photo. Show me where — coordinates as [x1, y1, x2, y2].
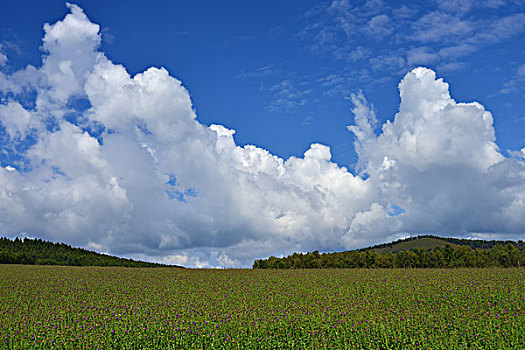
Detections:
[0, 237, 181, 268]
[253, 235, 525, 269]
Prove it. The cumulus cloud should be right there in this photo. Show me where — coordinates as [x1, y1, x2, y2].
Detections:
[0, 6, 524, 267]
[349, 67, 524, 237]
[40, 2, 100, 105]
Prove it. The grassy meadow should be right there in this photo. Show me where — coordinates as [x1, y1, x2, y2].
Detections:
[0, 265, 524, 349]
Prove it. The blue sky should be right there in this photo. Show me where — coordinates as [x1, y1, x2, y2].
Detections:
[0, 1, 524, 267]
[3, 0, 524, 166]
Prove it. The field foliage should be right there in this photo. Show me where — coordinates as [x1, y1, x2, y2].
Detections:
[1, 265, 524, 349]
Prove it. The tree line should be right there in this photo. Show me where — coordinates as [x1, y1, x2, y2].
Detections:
[361, 234, 523, 251]
[253, 240, 525, 269]
[0, 237, 174, 267]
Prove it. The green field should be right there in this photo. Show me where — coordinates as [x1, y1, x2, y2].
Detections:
[1, 266, 524, 349]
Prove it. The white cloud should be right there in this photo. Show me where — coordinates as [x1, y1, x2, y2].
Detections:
[411, 11, 474, 43]
[345, 46, 371, 62]
[369, 54, 405, 72]
[266, 79, 312, 112]
[152, 252, 210, 269]
[303, 1, 525, 90]
[436, 61, 466, 72]
[406, 47, 438, 66]
[499, 62, 525, 94]
[353, 68, 503, 172]
[0, 6, 524, 267]
[40, 3, 100, 105]
[348, 67, 524, 237]
[0, 101, 38, 139]
[480, 13, 525, 42]
[365, 15, 394, 39]
[435, 0, 474, 14]
[437, 44, 477, 59]
[0, 65, 42, 96]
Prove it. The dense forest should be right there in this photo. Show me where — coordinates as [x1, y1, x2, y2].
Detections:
[0, 237, 175, 267]
[253, 235, 525, 269]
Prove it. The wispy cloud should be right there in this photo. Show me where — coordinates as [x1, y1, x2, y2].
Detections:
[317, 74, 351, 97]
[499, 63, 525, 94]
[434, 0, 475, 15]
[0, 39, 23, 67]
[265, 79, 312, 112]
[364, 15, 394, 39]
[221, 35, 254, 47]
[237, 64, 280, 80]
[101, 28, 115, 45]
[410, 11, 474, 43]
[299, 0, 525, 81]
[237, 65, 316, 113]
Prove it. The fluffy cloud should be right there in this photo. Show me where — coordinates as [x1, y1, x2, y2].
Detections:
[0, 5, 524, 267]
[349, 67, 524, 237]
[41, 3, 100, 105]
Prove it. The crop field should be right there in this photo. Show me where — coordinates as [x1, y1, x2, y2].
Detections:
[0, 266, 524, 349]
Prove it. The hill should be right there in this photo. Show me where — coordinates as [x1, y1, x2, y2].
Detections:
[368, 236, 456, 253]
[253, 235, 525, 269]
[0, 237, 180, 268]
[364, 234, 522, 253]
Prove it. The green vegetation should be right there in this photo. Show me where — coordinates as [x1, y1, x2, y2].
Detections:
[253, 235, 525, 269]
[369, 236, 458, 253]
[1, 266, 524, 349]
[0, 237, 173, 268]
[366, 235, 523, 253]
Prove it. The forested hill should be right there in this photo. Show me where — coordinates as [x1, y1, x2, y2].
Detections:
[253, 235, 525, 269]
[364, 235, 523, 253]
[0, 237, 178, 268]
